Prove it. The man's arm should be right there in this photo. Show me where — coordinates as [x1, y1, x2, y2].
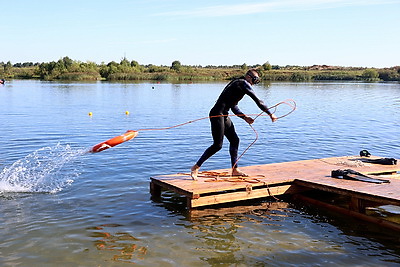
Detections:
[231, 105, 254, 124]
[242, 83, 278, 122]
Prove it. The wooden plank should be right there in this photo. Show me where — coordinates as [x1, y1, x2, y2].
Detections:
[189, 184, 294, 208]
[152, 173, 294, 195]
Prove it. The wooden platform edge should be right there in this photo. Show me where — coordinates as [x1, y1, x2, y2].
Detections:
[150, 178, 307, 209]
[293, 194, 400, 232]
[150, 177, 197, 198]
[294, 179, 400, 207]
[189, 184, 299, 209]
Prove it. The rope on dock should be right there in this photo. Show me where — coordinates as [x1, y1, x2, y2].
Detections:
[192, 171, 282, 201]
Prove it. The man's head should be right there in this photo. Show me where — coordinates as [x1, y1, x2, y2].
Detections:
[245, 69, 260, 85]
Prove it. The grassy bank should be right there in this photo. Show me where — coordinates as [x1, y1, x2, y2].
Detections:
[1, 58, 399, 82]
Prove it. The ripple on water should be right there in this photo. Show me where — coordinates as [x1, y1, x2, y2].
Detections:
[1, 81, 399, 266]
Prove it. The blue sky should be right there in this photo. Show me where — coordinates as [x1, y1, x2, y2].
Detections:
[2, 0, 399, 67]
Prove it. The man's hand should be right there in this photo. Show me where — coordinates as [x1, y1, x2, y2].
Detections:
[270, 113, 278, 122]
[244, 116, 254, 124]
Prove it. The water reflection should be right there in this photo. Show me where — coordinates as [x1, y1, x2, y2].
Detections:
[172, 199, 400, 265]
[188, 201, 289, 221]
[87, 224, 147, 264]
[180, 202, 290, 265]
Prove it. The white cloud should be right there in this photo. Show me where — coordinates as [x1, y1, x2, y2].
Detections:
[156, 0, 400, 17]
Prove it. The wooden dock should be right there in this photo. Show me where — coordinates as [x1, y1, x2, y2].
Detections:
[150, 155, 400, 229]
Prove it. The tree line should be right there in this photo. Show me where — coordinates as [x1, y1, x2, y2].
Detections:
[1, 57, 399, 82]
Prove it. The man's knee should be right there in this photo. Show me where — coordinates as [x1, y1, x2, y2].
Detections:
[211, 143, 223, 152]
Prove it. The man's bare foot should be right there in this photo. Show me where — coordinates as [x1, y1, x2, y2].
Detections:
[191, 164, 200, 180]
[232, 168, 248, 177]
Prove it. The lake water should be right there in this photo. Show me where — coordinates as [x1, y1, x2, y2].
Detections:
[0, 80, 399, 266]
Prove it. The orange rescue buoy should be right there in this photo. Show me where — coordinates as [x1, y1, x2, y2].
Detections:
[90, 130, 138, 153]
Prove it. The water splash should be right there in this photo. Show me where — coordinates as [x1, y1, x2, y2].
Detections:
[0, 143, 86, 193]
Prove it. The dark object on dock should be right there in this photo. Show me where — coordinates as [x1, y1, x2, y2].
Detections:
[331, 169, 390, 184]
[359, 150, 397, 165]
[362, 158, 397, 165]
[359, 149, 371, 157]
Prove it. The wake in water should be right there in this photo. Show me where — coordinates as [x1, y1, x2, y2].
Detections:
[0, 143, 86, 193]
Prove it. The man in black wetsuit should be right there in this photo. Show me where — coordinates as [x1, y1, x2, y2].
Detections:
[191, 69, 277, 180]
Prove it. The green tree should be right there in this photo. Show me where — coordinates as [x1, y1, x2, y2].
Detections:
[171, 60, 182, 71]
[131, 60, 139, 68]
[362, 69, 379, 81]
[378, 69, 399, 81]
[4, 61, 12, 74]
[120, 57, 130, 67]
[55, 59, 67, 74]
[118, 58, 132, 73]
[99, 61, 119, 78]
[62, 56, 73, 70]
[262, 61, 272, 71]
[241, 63, 247, 70]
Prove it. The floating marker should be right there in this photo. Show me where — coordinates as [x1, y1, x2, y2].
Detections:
[88, 112, 93, 116]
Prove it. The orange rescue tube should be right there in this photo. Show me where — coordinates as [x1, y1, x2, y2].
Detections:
[90, 130, 138, 153]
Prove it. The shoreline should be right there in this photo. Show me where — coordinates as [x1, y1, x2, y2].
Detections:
[1, 59, 399, 82]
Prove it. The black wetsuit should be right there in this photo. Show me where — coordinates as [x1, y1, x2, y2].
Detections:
[196, 78, 271, 168]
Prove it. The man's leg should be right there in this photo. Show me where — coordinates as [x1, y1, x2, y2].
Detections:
[225, 118, 248, 177]
[191, 116, 224, 180]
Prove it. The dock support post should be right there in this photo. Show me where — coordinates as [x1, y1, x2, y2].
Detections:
[187, 198, 193, 210]
[350, 197, 366, 213]
[150, 181, 162, 198]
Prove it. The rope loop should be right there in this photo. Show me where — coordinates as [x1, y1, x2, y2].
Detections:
[136, 99, 296, 169]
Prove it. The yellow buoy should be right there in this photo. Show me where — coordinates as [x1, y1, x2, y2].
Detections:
[88, 112, 93, 116]
[125, 111, 130, 115]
